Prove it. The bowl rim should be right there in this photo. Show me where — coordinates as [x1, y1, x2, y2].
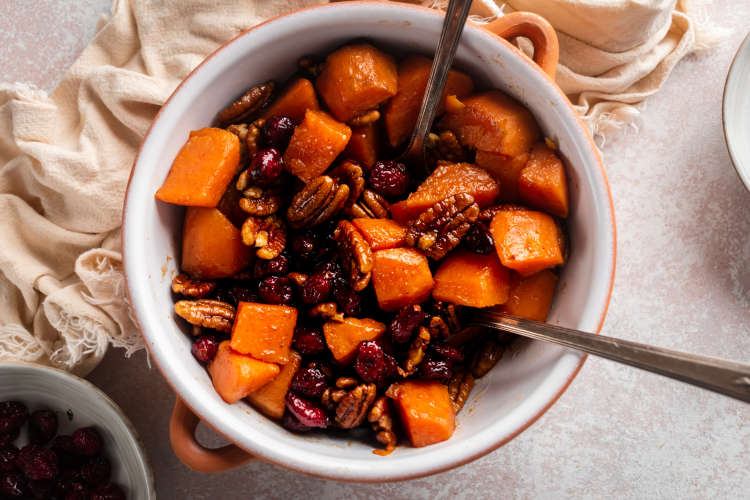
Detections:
[0, 361, 156, 496]
[121, 0, 616, 481]
[722, 30, 750, 195]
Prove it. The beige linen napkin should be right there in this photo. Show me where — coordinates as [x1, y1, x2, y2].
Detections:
[0, 0, 720, 375]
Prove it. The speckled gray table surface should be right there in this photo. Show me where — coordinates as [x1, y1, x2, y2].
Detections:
[1, 1, 749, 498]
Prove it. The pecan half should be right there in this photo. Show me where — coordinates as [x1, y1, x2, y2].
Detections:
[241, 215, 287, 260]
[171, 274, 216, 298]
[287, 176, 349, 229]
[309, 302, 344, 322]
[429, 130, 469, 164]
[287, 272, 308, 287]
[405, 193, 479, 260]
[349, 109, 380, 127]
[218, 81, 275, 125]
[226, 123, 250, 167]
[399, 326, 431, 377]
[471, 338, 504, 378]
[448, 368, 475, 413]
[347, 189, 390, 219]
[329, 160, 365, 210]
[335, 383, 377, 429]
[321, 387, 347, 411]
[334, 220, 373, 291]
[335, 377, 358, 389]
[238, 184, 282, 216]
[368, 396, 397, 455]
[427, 301, 462, 339]
[174, 299, 235, 333]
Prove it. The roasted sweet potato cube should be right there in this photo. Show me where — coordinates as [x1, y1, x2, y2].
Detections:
[261, 78, 319, 123]
[181, 207, 253, 279]
[352, 218, 406, 250]
[390, 163, 499, 224]
[208, 341, 280, 404]
[323, 317, 386, 364]
[519, 143, 569, 218]
[475, 151, 529, 203]
[284, 109, 351, 182]
[490, 208, 563, 277]
[316, 43, 398, 122]
[372, 248, 434, 311]
[384, 55, 474, 147]
[433, 250, 511, 307]
[155, 128, 240, 207]
[344, 123, 379, 169]
[499, 270, 558, 321]
[439, 90, 540, 157]
[247, 350, 301, 419]
[387, 380, 455, 447]
[230, 302, 297, 364]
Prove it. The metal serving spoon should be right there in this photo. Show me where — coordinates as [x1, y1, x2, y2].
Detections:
[466, 310, 750, 403]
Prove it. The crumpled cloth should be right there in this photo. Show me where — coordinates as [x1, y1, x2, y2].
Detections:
[0, 0, 721, 375]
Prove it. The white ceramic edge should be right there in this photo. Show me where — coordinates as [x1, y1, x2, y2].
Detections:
[123, 2, 615, 481]
[722, 31, 750, 193]
[0, 361, 155, 498]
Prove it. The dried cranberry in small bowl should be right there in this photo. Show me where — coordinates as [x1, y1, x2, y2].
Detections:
[368, 160, 409, 198]
[253, 253, 290, 278]
[258, 276, 295, 305]
[389, 305, 424, 344]
[262, 115, 296, 150]
[292, 325, 326, 355]
[0, 430, 18, 448]
[28, 409, 58, 445]
[72, 427, 103, 457]
[281, 411, 311, 433]
[0, 401, 28, 435]
[417, 358, 453, 382]
[299, 273, 331, 305]
[16, 445, 58, 481]
[284, 392, 330, 428]
[249, 147, 284, 187]
[0, 445, 17, 472]
[80, 456, 111, 487]
[0, 471, 26, 497]
[463, 222, 495, 254]
[353, 341, 398, 386]
[28, 478, 55, 499]
[191, 335, 220, 364]
[290, 366, 328, 398]
[90, 483, 126, 500]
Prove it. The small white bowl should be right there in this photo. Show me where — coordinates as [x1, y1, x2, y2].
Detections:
[0, 362, 155, 498]
[723, 31, 750, 193]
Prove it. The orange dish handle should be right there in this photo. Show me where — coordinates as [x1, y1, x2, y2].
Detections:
[483, 12, 559, 79]
[169, 397, 256, 473]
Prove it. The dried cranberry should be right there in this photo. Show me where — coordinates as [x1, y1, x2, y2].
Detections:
[284, 393, 329, 428]
[368, 160, 410, 198]
[281, 411, 311, 433]
[389, 305, 424, 344]
[191, 335, 219, 364]
[0, 430, 18, 447]
[72, 428, 102, 457]
[332, 282, 362, 317]
[299, 273, 331, 305]
[80, 457, 110, 488]
[258, 276, 295, 305]
[28, 409, 58, 445]
[249, 148, 283, 187]
[90, 483, 125, 500]
[290, 231, 320, 262]
[28, 479, 55, 499]
[430, 343, 464, 363]
[312, 261, 342, 283]
[0, 402, 28, 434]
[463, 222, 495, 254]
[290, 366, 327, 398]
[0, 471, 26, 497]
[52, 435, 77, 456]
[56, 479, 88, 499]
[253, 253, 289, 278]
[262, 116, 296, 150]
[16, 445, 58, 481]
[0, 445, 17, 472]
[417, 358, 452, 382]
[292, 325, 326, 355]
[353, 341, 398, 386]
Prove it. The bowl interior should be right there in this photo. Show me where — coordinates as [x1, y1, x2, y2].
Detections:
[124, 2, 614, 481]
[723, 32, 750, 192]
[0, 363, 154, 498]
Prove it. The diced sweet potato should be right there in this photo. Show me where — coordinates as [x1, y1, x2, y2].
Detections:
[247, 350, 301, 419]
[387, 380, 455, 447]
[344, 123, 379, 169]
[352, 218, 406, 251]
[390, 163, 499, 224]
[499, 270, 558, 321]
[181, 207, 253, 279]
[519, 143, 569, 218]
[475, 151, 529, 203]
[372, 248, 434, 312]
[323, 318, 386, 364]
[439, 90, 540, 157]
[490, 208, 563, 277]
[316, 43, 398, 122]
[432, 250, 511, 307]
[208, 341, 280, 404]
[261, 78, 319, 123]
[283, 109, 351, 182]
[384, 55, 474, 147]
[155, 128, 240, 207]
[230, 302, 297, 364]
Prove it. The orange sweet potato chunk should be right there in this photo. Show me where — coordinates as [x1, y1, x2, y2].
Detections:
[489, 208, 563, 277]
[230, 302, 297, 364]
[499, 270, 558, 321]
[352, 218, 406, 251]
[384, 55, 474, 147]
[284, 109, 351, 182]
[439, 90, 540, 157]
[475, 151, 529, 203]
[247, 350, 301, 419]
[323, 318, 386, 364]
[344, 123, 379, 169]
[390, 163, 499, 224]
[387, 380, 455, 447]
[372, 248, 434, 312]
[433, 250, 511, 307]
[519, 143, 569, 218]
[208, 341, 280, 404]
[261, 78, 319, 123]
[316, 43, 398, 122]
[155, 128, 239, 207]
[182, 207, 253, 279]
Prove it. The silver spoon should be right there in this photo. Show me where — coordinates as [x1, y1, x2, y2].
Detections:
[467, 310, 750, 403]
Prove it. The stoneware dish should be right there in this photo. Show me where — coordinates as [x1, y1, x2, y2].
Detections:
[723, 31, 750, 193]
[122, 1, 616, 481]
[0, 362, 155, 497]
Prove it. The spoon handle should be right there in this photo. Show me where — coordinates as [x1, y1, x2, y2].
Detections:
[402, 0, 473, 166]
[471, 310, 750, 403]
